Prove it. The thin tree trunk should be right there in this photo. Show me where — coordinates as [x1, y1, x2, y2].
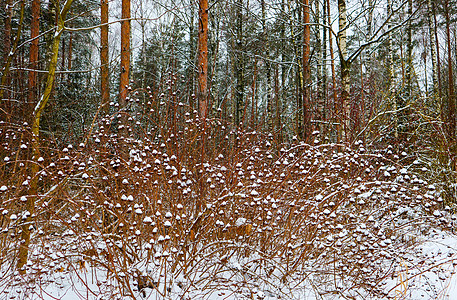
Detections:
[315, 0, 324, 132]
[235, 0, 244, 127]
[445, 0, 456, 171]
[397, 0, 412, 140]
[0, 0, 25, 102]
[432, 2, 442, 107]
[327, 0, 337, 136]
[17, 0, 74, 273]
[60, 38, 66, 82]
[338, 0, 350, 141]
[66, 31, 72, 86]
[120, 0, 131, 108]
[302, 0, 311, 140]
[189, 0, 195, 109]
[197, 0, 208, 119]
[28, 0, 41, 116]
[2, 0, 12, 65]
[405, 0, 413, 98]
[280, 0, 285, 137]
[321, 0, 327, 132]
[262, 0, 272, 131]
[101, 0, 109, 114]
[387, 0, 398, 139]
[275, 65, 282, 142]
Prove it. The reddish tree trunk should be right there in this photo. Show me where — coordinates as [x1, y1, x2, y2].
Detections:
[445, 0, 456, 170]
[120, 0, 131, 107]
[2, 0, 13, 103]
[302, 0, 311, 140]
[197, 0, 208, 119]
[68, 32, 72, 71]
[101, 0, 109, 113]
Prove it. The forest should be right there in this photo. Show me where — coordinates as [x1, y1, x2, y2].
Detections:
[1, 0, 457, 299]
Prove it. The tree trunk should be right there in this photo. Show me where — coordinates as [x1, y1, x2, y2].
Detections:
[17, 0, 74, 273]
[426, 0, 438, 102]
[120, 0, 131, 108]
[197, 0, 208, 119]
[327, 0, 337, 136]
[67, 32, 72, 71]
[444, 0, 456, 171]
[387, 0, 398, 139]
[234, 0, 244, 127]
[0, 0, 25, 103]
[262, 0, 272, 131]
[28, 0, 41, 116]
[321, 0, 327, 132]
[338, 0, 350, 141]
[315, 0, 323, 126]
[433, 2, 442, 100]
[101, 0, 109, 114]
[189, 0, 195, 109]
[302, 0, 311, 140]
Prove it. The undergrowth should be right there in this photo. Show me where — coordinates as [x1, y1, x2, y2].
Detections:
[0, 92, 456, 299]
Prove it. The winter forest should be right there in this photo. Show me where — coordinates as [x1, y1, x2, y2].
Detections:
[1, 0, 457, 298]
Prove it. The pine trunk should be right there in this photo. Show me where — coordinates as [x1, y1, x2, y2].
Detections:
[262, 0, 272, 131]
[445, 0, 456, 171]
[0, 0, 25, 103]
[197, 0, 208, 119]
[302, 0, 311, 140]
[120, 0, 131, 108]
[235, 0, 244, 127]
[426, 0, 438, 102]
[101, 0, 109, 113]
[315, 0, 324, 130]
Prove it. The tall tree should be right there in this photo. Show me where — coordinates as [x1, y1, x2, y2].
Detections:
[444, 0, 456, 170]
[120, 0, 131, 109]
[302, 0, 311, 140]
[28, 0, 41, 113]
[338, 0, 350, 141]
[262, 0, 272, 131]
[100, 0, 109, 113]
[18, 0, 74, 272]
[197, 0, 208, 119]
[426, 0, 438, 102]
[0, 0, 25, 103]
[234, 0, 244, 127]
[327, 0, 337, 132]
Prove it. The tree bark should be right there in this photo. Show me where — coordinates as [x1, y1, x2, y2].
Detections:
[338, 0, 350, 141]
[234, 0, 244, 127]
[101, 0, 109, 114]
[444, 0, 456, 170]
[387, 0, 398, 139]
[120, 0, 131, 108]
[28, 0, 41, 115]
[327, 0, 337, 135]
[0, 0, 25, 102]
[197, 0, 208, 119]
[302, 0, 311, 140]
[426, 0, 438, 103]
[189, 0, 195, 109]
[321, 0, 327, 131]
[261, 0, 272, 131]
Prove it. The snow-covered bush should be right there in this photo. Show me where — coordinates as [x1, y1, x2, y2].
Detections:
[0, 98, 456, 299]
